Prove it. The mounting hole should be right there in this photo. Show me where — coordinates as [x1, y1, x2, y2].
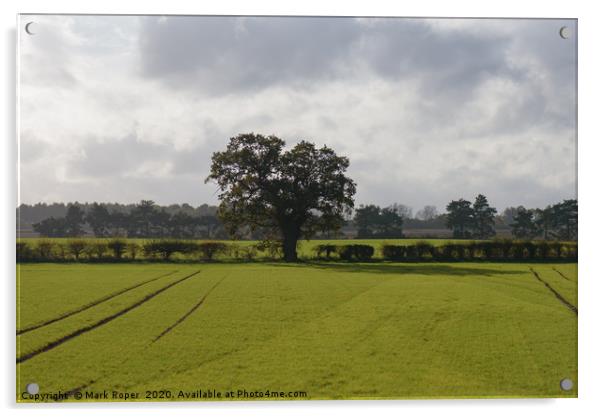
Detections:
[26, 382, 39, 395]
[559, 26, 570, 39]
[560, 378, 573, 391]
[25, 22, 36, 35]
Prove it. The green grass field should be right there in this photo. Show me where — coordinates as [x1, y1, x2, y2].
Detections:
[16, 261, 577, 401]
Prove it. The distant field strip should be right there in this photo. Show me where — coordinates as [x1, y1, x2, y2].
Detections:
[152, 275, 227, 343]
[16, 270, 201, 364]
[17, 270, 178, 335]
[530, 267, 577, 315]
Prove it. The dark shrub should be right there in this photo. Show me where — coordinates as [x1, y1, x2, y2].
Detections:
[91, 241, 109, 259]
[127, 242, 140, 260]
[563, 242, 578, 260]
[496, 239, 514, 260]
[337, 245, 354, 261]
[67, 239, 88, 260]
[83, 243, 96, 260]
[534, 241, 550, 259]
[228, 243, 258, 261]
[522, 241, 536, 260]
[512, 241, 527, 259]
[314, 244, 338, 259]
[16, 241, 33, 261]
[54, 243, 68, 261]
[108, 239, 127, 259]
[197, 242, 229, 260]
[438, 243, 466, 261]
[337, 244, 374, 261]
[464, 241, 478, 260]
[256, 240, 283, 259]
[240, 244, 258, 261]
[548, 241, 562, 258]
[143, 240, 191, 260]
[354, 244, 375, 261]
[382, 245, 405, 261]
[405, 245, 419, 260]
[36, 240, 55, 260]
[415, 241, 436, 260]
[476, 241, 496, 260]
[436, 244, 452, 260]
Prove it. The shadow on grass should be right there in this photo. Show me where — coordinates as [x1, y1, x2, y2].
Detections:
[266, 261, 527, 277]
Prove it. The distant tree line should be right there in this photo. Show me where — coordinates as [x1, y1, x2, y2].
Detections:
[26, 201, 227, 239]
[354, 205, 404, 238]
[352, 195, 576, 241]
[18, 197, 577, 241]
[508, 199, 577, 240]
[445, 194, 498, 239]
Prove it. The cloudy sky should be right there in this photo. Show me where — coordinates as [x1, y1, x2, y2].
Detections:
[18, 15, 577, 212]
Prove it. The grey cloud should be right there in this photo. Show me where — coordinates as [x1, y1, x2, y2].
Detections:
[19, 133, 49, 163]
[139, 16, 361, 94]
[68, 133, 221, 179]
[137, 17, 576, 138]
[138, 17, 518, 98]
[355, 20, 515, 97]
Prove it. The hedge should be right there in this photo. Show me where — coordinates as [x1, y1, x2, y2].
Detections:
[16, 239, 577, 263]
[382, 240, 577, 262]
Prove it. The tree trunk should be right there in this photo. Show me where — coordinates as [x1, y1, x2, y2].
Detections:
[282, 231, 299, 262]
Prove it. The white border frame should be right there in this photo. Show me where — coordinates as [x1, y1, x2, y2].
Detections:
[3, 1, 600, 417]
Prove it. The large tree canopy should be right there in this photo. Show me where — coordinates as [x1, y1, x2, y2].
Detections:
[206, 133, 356, 261]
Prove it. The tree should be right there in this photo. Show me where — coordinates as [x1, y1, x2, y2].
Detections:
[500, 207, 520, 227]
[416, 205, 438, 221]
[152, 209, 171, 237]
[379, 206, 404, 237]
[534, 206, 555, 240]
[107, 239, 127, 259]
[445, 199, 474, 238]
[206, 133, 356, 261]
[129, 200, 158, 237]
[472, 194, 497, 239]
[354, 205, 381, 238]
[553, 199, 577, 240]
[388, 203, 413, 220]
[67, 239, 87, 260]
[32, 217, 67, 237]
[86, 203, 111, 237]
[169, 212, 195, 238]
[107, 211, 128, 237]
[199, 215, 221, 238]
[353, 205, 403, 238]
[64, 204, 85, 237]
[511, 206, 538, 238]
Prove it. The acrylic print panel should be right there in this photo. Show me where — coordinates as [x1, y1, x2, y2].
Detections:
[16, 15, 577, 402]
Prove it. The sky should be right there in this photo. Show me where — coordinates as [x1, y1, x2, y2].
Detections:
[18, 15, 577, 212]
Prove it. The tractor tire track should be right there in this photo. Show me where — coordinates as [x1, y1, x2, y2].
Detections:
[16, 270, 201, 364]
[529, 267, 577, 315]
[17, 270, 179, 336]
[552, 267, 572, 281]
[152, 276, 227, 343]
[54, 275, 228, 398]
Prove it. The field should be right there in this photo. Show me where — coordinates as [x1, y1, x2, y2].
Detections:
[16, 261, 577, 401]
